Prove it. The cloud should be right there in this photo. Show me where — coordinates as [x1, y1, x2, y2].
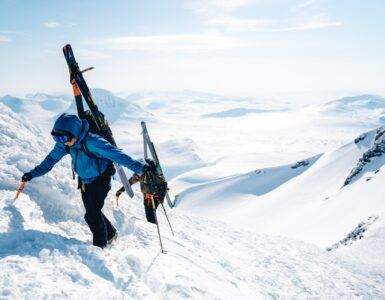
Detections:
[186, 0, 341, 33]
[76, 49, 111, 60]
[203, 15, 341, 33]
[279, 19, 342, 32]
[188, 0, 258, 14]
[43, 21, 60, 28]
[0, 36, 11, 43]
[297, 0, 317, 9]
[208, 16, 275, 32]
[95, 34, 243, 52]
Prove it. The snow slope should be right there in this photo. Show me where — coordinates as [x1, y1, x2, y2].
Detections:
[174, 155, 320, 215]
[1, 102, 384, 298]
[2, 191, 384, 298]
[0, 103, 80, 222]
[176, 126, 385, 249]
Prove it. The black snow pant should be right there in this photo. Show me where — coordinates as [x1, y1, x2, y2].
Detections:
[81, 174, 116, 248]
[144, 198, 160, 224]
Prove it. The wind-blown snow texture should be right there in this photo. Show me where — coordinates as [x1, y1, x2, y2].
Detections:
[1, 89, 385, 299]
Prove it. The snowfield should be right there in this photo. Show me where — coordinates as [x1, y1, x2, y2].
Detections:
[2, 191, 384, 299]
[1, 89, 385, 299]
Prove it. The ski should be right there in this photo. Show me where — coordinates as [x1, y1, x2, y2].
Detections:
[63, 44, 134, 198]
[141, 121, 174, 208]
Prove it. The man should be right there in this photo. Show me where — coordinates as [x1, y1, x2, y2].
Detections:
[21, 113, 146, 248]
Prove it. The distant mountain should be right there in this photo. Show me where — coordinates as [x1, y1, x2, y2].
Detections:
[201, 107, 286, 118]
[296, 94, 385, 128]
[315, 95, 385, 122]
[122, 90, 288, 120]
[25, 93, 72, 112]
[65, 88, 153, 123]
[0, 93, 71, 115]
[25, 92, 71, 101]
[124, 90, 235, 103]
[0, 95, 25, 113]
[322, 95, 385, 112]
[1, 89, 154, 130]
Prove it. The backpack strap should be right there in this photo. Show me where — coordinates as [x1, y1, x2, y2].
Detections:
[81, 139, 102, 175]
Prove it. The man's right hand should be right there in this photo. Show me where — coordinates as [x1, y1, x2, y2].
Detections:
[21, 172, 32, 182]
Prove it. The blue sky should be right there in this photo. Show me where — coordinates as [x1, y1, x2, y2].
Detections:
[1, 0, 385, 101]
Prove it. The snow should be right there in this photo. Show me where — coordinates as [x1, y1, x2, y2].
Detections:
[1, 88, 385, 298]
[174, 155, 320, 216]
[201, 107, 284, 118]
[175, 125, 385, 247]
[1, 190, 384, 298]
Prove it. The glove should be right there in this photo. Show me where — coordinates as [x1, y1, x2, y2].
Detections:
[21, 172, 32, 182]
[141, 163, 151, 174]
[145, 159, 158, 172]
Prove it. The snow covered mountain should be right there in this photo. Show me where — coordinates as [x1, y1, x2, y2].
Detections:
[0, 89, 153, 132]
[320, 94, 385, 113]
[124, 90, 288, 119]
[306, 94, 385, 128]
[0, 93, 72, 130]
[24, 92, 72, 109]
[1, 93, 72, 114]
[175, 126, 385, 250]
[65, 89, 153, 124]
[0, 104, 385, 299]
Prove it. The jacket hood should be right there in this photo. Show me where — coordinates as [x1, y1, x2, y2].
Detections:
[53, 113, 89, 143]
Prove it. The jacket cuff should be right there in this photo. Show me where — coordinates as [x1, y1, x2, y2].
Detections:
[134, 161, 146, 175]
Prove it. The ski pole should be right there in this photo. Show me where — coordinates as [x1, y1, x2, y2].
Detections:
[151, 198, 166, 254]
[14, 182, 26, 201]
[160, 203, 174, 236]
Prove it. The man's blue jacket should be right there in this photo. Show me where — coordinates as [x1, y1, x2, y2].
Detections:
[30, 114, 144, 183]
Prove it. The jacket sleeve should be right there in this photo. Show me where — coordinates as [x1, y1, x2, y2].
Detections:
[30, 143, 67, 179]
[87, 136, 145, 175]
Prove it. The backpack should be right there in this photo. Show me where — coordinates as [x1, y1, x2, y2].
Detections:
[83, 110, 114, 144]
[140, 159, 168, 201]
[67, 109, 116, 179]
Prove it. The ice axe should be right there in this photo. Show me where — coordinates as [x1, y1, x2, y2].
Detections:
[14, 182, 27, 201]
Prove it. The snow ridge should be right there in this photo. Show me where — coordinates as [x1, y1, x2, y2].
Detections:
[344, 127, 385, 186]
[327, 216, 379, 251]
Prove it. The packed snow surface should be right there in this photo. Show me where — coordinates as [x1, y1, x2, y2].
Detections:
[1, 89, 385, 299]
